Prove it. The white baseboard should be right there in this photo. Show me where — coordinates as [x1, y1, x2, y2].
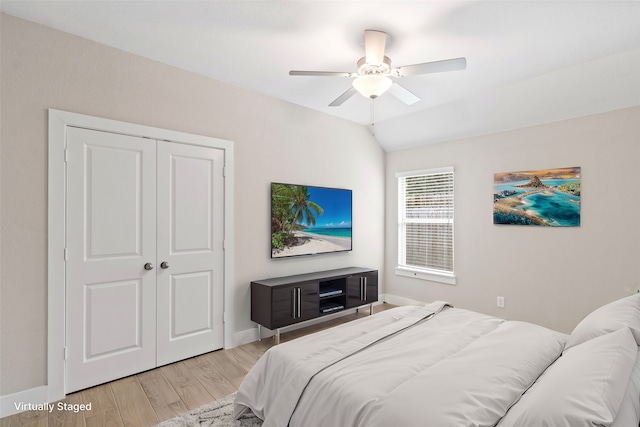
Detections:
[0, 385, 49, 418]
[232, 327, 259, 348]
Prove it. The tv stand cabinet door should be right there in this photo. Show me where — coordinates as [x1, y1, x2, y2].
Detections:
[271, 281, 318, 328]
[347, 271, 378, 308]
[363, 271, 378, 304]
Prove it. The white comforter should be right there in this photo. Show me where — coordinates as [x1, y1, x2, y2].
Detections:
[234, 302, 567, 427]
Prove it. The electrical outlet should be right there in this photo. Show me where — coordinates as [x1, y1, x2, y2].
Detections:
[497, 296, 505, 308]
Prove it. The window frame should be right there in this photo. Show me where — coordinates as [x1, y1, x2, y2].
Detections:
[395, 167, 456, 285]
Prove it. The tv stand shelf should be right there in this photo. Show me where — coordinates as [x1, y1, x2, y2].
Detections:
[251, 267, 378, 344]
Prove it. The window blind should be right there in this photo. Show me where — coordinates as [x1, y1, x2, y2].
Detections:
[397, 167, 454, 274]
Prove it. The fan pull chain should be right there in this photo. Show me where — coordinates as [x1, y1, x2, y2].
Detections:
[369, 99, 377, 138]
[370, 99, 375, 125]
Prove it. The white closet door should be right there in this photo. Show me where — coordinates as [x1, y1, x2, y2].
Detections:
[156, 141, 225, 366]
[65, 127, 157, 393]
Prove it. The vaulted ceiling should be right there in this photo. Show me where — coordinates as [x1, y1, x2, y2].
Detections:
[2, 1, 639, 151]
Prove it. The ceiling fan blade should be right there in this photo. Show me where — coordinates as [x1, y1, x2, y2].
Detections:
[394, 57, 467, 77]
[329, 87, 358, 107]
[290, 70, 354, 77]
[364, 30, 387, 65]
[387, 83, 420, 105]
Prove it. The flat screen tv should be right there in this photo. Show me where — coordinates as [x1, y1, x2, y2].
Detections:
[271, 182, 352, 258]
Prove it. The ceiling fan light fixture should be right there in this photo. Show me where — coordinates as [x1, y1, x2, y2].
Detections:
[352, 75, 392, 99]
[289, 29, 466, 107]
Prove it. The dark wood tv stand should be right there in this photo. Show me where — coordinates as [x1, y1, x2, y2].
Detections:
[251, 267, 378, 344]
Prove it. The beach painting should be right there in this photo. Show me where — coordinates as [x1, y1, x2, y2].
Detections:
[271, 183, 352, 258]
[493, 167, 581, 226]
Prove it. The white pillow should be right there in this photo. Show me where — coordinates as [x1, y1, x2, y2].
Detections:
[611, 348, 640, 427]
[497, 327, 637, 427]
[566, 293, 640, 350]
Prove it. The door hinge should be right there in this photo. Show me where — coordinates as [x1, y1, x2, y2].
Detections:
[64, 148, 69, 163]
[64, 248, 68, 261]
[64, 347, 68, 360]
[223, 312, 228, 323]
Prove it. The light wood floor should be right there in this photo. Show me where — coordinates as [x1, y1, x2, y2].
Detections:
[1, 303, 394, 427]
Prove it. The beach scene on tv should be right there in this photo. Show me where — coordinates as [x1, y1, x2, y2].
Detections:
[271, 183, 352, 258]
[493, 166, 581, 226]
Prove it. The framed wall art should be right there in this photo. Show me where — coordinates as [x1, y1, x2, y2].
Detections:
[493, 167, 581, 226]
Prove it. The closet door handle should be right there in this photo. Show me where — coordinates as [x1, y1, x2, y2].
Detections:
[364, 277, 367, 301]
[160, 261, 170, 269]
[296, 288, 301, 318]
[144, 263, 154, 271]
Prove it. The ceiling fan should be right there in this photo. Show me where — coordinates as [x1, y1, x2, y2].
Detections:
[290, 29, 467, 107]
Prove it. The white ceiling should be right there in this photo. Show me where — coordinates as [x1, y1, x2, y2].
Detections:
[2, 1, 639, 151]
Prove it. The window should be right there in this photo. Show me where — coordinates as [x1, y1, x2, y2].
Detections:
[396, 167, 455, 284]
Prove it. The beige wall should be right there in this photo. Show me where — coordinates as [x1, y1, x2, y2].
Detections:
[0, 14, 385, 397]
[385, 106, 640, 334]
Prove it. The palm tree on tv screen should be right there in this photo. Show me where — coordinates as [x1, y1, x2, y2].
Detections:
[289, 185, 323, 232]
[271, 184, 324, 251]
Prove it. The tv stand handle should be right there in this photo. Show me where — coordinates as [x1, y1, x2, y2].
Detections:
[292, 288, 296, 319]
[360, 277, 368, 301]
[291, 287, 302, 319]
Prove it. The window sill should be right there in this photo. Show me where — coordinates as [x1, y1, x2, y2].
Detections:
[395, 267, 456, 285]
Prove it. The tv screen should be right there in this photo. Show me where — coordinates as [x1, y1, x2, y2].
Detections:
[271, 183, 352, 258]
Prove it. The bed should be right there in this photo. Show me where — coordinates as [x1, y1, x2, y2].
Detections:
[233, 294, 640, 427]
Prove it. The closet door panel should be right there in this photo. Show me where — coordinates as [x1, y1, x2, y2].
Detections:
[65, 127, 157, 393]
[156, 141, 225, 366]
[170, 271, 212, 336]
[171, 155, 213, 252]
